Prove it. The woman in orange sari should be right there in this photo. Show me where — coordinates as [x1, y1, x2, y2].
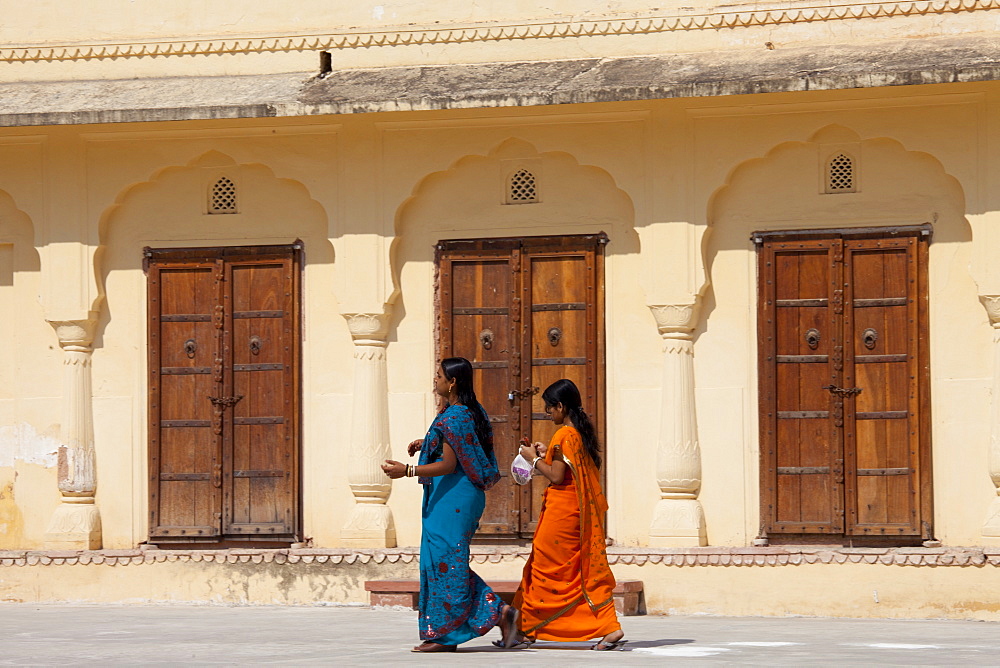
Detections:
[512, 378, 626, 651]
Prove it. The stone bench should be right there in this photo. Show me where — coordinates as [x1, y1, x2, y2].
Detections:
[365, 579, 645, 615]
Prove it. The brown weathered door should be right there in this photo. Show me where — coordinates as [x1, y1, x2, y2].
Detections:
[147, 245, 300, 544]
[758, 227, 931, 539]
[437, 234, 605, 538]
[438, 241, 520, 534]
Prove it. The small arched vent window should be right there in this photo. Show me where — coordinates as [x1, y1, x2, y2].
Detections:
[826, 153, 856, 194]
[209, 176, 238, 214]
[506, 168, 538, 204]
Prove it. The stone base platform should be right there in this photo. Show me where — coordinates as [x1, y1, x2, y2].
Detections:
[365, 579, 645, 615]
[2, 545, 1000, 620]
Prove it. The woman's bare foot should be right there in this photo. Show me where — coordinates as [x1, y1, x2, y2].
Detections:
[592, 629, 626, 651]
[498, 604, 510, 633]
[602, 630, 624, 644]
[497, 604, 524, 649]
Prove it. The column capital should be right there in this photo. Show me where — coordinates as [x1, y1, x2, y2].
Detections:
[649, 301, 701, 337]
[47, 314, 99, 349]
[342, 310, 391, 343]
[980, 295, 1000, 327]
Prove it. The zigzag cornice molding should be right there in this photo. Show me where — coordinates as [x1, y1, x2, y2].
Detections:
[3, 0, 997, 62]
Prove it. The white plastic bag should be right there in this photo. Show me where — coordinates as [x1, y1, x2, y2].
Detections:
[510, 454, 533, 485]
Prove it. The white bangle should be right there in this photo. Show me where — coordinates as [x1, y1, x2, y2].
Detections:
[532, 456, 542, 469]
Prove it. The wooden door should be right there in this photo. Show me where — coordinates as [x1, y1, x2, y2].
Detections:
[147, 245, 301, 545]
[757, 227, 931, 539]
[438, 241, 520, 534]
[437, 234, 605, 538]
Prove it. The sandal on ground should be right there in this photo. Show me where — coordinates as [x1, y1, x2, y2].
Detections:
[411, 641, 457, 653]
[591, 639, 628, 651]
[492, 638, 533, 649]
[499, 605, 523, 649]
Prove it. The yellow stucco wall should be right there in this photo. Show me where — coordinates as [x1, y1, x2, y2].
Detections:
[0, 81, 998, 554]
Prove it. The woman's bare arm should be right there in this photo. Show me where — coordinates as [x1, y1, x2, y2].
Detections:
[518, 441, 567, 484]
[383, 440, 457, 479]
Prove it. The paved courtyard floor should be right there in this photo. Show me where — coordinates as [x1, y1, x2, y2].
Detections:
[1, 604, 999, 666]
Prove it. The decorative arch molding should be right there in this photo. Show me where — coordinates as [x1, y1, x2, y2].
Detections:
[391, 136, 635, 306]
[99, 149, 327, 248]
[704, 123, 993, 544]
[89, 150, 332, 548]
[707, 124, 968, 237]
[0, 188, 40, 263]
[97, 149, 330, 297]
[384, 137, 639, 544]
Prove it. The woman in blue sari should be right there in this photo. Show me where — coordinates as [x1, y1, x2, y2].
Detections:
[383, 357, 521, 653]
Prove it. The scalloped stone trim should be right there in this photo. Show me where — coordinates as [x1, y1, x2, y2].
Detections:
[2, 546, 999, 567]
[2, 0, 997, 63]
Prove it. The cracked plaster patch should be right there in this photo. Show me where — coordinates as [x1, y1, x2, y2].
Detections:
[0, 424, 59, 468]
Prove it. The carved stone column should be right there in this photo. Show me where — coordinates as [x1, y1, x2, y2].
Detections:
[341, 311, 397, 547]
[648, 302, 707, 546]
[980, 295, 1000, 537]
[45, 317, 102, 550]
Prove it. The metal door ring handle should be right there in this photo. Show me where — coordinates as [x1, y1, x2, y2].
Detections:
[862, 328, 878, 350]
[479, 329, 494, 350]
[805, 328, 820, 350]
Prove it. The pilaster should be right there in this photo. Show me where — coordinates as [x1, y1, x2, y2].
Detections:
[648, 301, 707, 547]
[980, 295, 1000, 538]
[44, 316, 102, 550]
[341, 310, 397, 547]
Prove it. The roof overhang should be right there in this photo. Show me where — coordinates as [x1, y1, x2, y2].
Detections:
[0, 34, 997, 127]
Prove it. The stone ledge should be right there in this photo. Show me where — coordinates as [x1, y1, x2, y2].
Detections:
[1, 546, 998, 567]
[0, 34, 997, 127]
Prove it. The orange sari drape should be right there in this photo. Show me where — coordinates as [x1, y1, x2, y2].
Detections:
[514, 425, 621, 641]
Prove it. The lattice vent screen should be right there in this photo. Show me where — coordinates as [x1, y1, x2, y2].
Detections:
[826, 154, 856, 193]
[507, 168, 538, 204]
[210, 177, 238, 214]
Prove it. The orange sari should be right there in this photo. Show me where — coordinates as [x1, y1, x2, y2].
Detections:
[514, 425, 621, 641]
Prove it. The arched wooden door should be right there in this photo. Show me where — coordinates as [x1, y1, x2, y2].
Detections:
[146, 244, 301, 546]
[436, 234, 606, 539]
[756, 226, 932, 541]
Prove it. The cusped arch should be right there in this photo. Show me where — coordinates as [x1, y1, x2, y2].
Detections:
[96, 150, 331, 304]
[391, 137, 636, 304]
[0, 188, 41, 272]
[700, 123, 973, 353]
[708, 124, 968, 236]
[98, 150, 327, 245]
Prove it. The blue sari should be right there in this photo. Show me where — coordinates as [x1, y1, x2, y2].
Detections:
[417, 403, 504, 645]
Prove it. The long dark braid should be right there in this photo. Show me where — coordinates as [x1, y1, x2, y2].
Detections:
[440, 357, 493, 456]
[541, 379, 601, 469]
